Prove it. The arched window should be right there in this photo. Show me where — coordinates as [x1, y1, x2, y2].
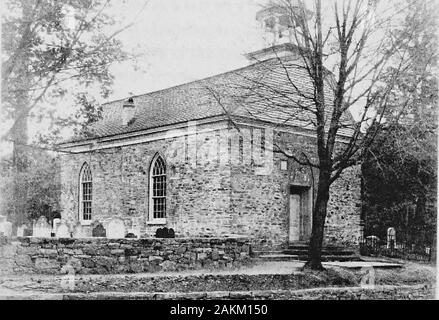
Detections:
[150, 155, 166, 221]
[79, 163, 92, 222]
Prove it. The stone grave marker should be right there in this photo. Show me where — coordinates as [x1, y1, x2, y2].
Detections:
[0, 215, 5, 226]
[52, 218, 61, 236]
[3, 222, 12, 237]
[0, 215, 6, 234]
[92, 222, 106, 237]
[73, 222, 85, 238]
[125, 233, 137, 238]
[127, 217, 141, 238]
[0, 216, 12, 237]
[24, 225, 33, 237]
[107, 218, 126, 239]
[387, 227, 396, 249]
[33, 216, 51, 238]
[155, 227, 175, 238]
[17, 224, 27, 237]
[56, 221, 71, 238]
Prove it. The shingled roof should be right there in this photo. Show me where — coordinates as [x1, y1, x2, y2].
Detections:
[66, 56, 356, 143]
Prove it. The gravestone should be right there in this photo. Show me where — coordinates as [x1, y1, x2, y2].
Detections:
[155, 227, 165, 238]
[33, 216, 51, 238]
[127, 218, 141, 238]
[155, 227, 175, 238]
[107, 218, 126, 239]
[92, 222, 106, 237]
[56, 221, 71, 238]
[3, 222, 12, 237]
[24, 226, 33, 237]
[0, 216, 12, 238]
[73, 222, 85, 238]
[17, 224, 27, 237]
[125, 233, 137, 239]
[52, 218, 61, 236]
[387, 227, 396, 249]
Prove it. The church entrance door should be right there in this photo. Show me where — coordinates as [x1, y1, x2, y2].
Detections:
[289, 186, 312, 243]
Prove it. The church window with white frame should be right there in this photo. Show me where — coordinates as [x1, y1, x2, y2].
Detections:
[79, 163, 92, 222]
[150, 155, 167, 221]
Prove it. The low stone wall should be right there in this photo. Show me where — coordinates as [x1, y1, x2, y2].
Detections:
[0, 236, 252, 275]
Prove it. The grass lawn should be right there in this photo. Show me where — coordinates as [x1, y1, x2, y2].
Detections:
[368, 260, 436, 286]
[0, 259, 436, 299]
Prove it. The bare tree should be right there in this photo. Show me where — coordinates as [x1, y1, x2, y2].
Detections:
[207, 0, 425, 269]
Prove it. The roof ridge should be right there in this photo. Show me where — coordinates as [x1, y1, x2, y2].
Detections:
[101, 58, 285, 107]
[59, 56, 357, 145]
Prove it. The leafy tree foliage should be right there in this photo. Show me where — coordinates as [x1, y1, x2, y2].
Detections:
[362, 0, 437, 246]
[362, 124, 436, 245]
[2, 0, 130, 120]
[1, 0, 140, 224]
[0, 150, 61, 224]
[36, 92, 104, 145]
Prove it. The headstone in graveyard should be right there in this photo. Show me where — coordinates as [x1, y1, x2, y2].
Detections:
[73, 222, 85, 238]
[33, 216, 51, 238]
[3, 221, 12, 237]
[387, 227, 396, 249]
[0, 215, 6, 228]
[24, 226, 33, 237]
[155, 227, 164, 238]
[0, 215, 6, 234]
[56, 221, 71, 238]
[107, 218, 126, 239]
[52, 218, 61, 236]
[92, 222, 106, 237]
[127, 217, 141, 238]
[17, 224, 27, 237]
[0, 216, 4, 236]
[0, 216, 12, 238]
[155, 227, 175, 238]
[125, 233, 137, 239]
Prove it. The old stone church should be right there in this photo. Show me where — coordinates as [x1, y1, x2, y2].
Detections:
[58, 3, 362, 249]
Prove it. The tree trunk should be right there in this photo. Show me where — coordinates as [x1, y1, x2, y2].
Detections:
[10, 0, 33, 226]
[12, 107, 29, 227]
[11, 50, 31, 227]
[305, 167, 331, 270]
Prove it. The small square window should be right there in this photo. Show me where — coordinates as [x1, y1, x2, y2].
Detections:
[281, 160, 288, 171]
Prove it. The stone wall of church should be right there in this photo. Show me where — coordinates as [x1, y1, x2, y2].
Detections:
[60, 120, 362, 248]
[228, 127, 316, 249]
[60, 121, 235, 238]
[325, 165, 362, 246]
[228, 127, 361, 249]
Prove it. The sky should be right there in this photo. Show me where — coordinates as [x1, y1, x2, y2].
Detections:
[1, 0, 265, 156]
[102, 0, 263, 99]
[0, 0, 401, 157]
